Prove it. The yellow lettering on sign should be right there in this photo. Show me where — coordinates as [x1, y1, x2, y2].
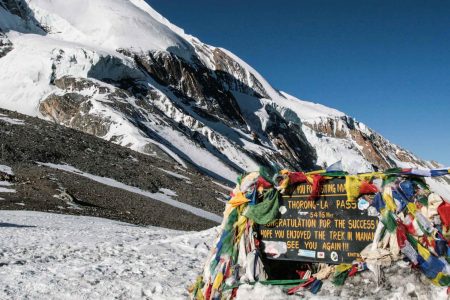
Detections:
[319, 201, 329, 209]
[287, 240, 299, 249]
[260, 179, 378, 263]
[304, 241, 317, 250]
[286, 230, 311, 239]
[329, 231, 345, 240]
[355, 231, 374, 241]
[334, 219, 346, 229]
[297, 184, 312, 195]
[321, 184, 337, 194]
[274, 230, 285, 238]
[260, 229, 273, 238]
[336, 199, 357, 210]
[347, 252, 361, 258]
[314, 230, 326, 240]
[288, 201, 316, 210]
[319, 219, 331, 228]
[347, 231, 353, 241]
[348, 219, 377, 230]
[322, 242, 350, 251]
[273, 218, 317, 228]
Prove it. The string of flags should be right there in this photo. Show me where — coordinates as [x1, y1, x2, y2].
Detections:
[190, 164, 450, 299]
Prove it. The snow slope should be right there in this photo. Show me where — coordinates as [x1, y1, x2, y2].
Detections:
[28, 0, 195, 60]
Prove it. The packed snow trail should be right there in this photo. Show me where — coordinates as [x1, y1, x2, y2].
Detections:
[0, 211, 216, 300]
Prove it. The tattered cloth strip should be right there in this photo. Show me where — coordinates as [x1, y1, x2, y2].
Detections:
[332, 262, 368, 286]
[306, 174, 327, 200]
[273, 170, 326, 200]
[345, 174, 379, 201]
[244, 189, 280, 225]
[191, 167, 450, 300]
[334, 175, 450, 288]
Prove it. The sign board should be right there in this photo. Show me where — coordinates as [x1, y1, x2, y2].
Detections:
[259, 178, 378, 264]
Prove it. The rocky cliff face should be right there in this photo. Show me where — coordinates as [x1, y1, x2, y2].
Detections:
[0, 0, 29, 19]
[0, 33, 12, 57]
[0, 0, 448, 194]
[0, 0, 44, 32]
[303, 116, 420, 170]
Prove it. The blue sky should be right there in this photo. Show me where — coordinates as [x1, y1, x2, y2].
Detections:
[147, 0, 450, 166]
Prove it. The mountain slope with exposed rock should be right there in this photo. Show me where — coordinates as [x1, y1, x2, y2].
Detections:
[0, 0, 448, 194]
[0, 108, 225, 230]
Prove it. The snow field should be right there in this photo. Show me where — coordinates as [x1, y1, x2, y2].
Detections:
[0, 211, 217, 300]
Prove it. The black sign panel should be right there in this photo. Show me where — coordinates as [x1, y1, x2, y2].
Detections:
[259, 178, 378, 264]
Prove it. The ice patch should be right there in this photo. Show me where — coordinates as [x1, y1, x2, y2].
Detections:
[215, 197, 227, 204]
[0, 187, 16, 193]
[158, 168, 192, 182]
[159, 188, 177, 197]
[0, 114, 25, 125]
[212, 181, 233, 192]
[0, 165, 14, 176]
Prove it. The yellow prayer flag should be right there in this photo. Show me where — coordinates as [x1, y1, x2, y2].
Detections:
[417, 243, 431, 261]
[212, 272, 224, 290]
[383, 188, 397, 212]
[407, 203, 417, 214]
[228, 192, 249, 207]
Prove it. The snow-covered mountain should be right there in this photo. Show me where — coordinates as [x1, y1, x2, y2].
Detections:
[1, 0, 448, 192]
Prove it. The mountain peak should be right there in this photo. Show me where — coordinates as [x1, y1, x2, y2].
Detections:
[26, 0, 195, 59]
[0, 0, 449, 195]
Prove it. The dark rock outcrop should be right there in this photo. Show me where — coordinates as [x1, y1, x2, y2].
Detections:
[0, 0, 45, 34]
[304, 116, 425, 170]
[0, 33, 12, 58]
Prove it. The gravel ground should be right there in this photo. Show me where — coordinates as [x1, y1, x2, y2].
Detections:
[0, 108, 229, 230]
